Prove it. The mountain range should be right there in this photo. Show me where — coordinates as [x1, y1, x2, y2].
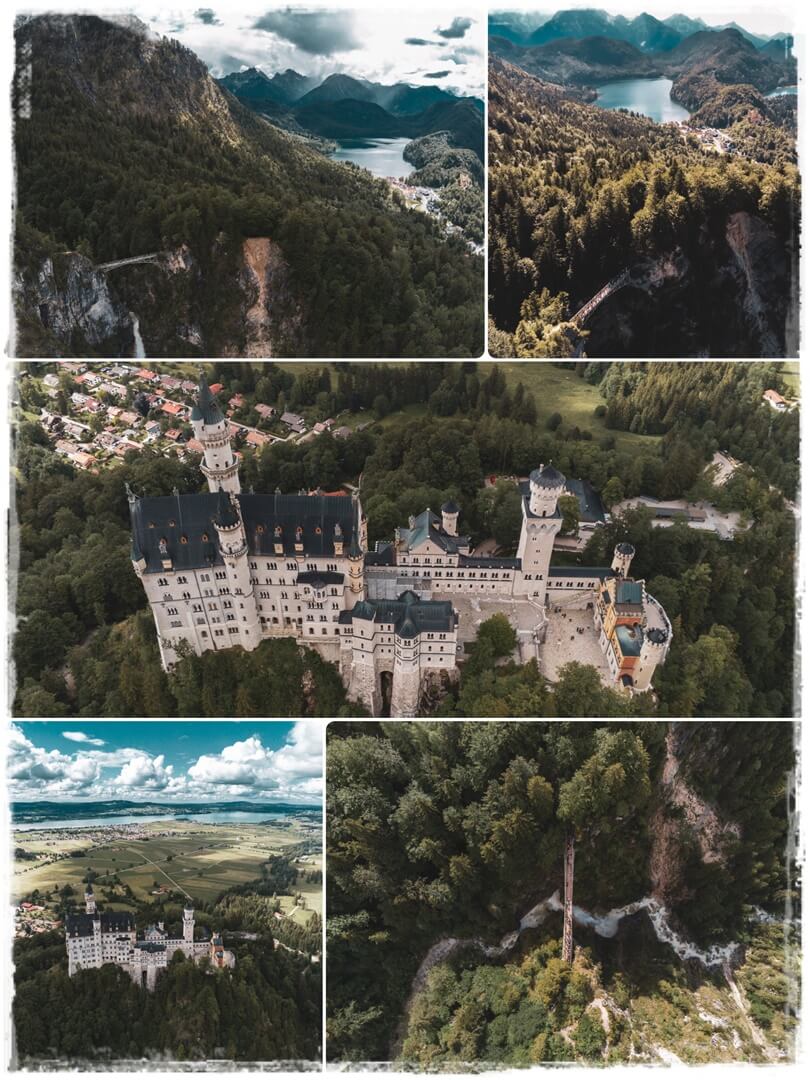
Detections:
[218, 68, 485, 157]
[489, 24, 794, 96]
[488, 8, 792, 52]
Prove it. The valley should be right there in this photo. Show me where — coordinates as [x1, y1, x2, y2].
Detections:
[488, 9, 799, 358]
[12, 13, 484, 359]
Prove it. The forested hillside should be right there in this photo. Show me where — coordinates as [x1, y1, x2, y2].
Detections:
[326, 721, 797, 1063]
[488, 59, 799, 357]
[13, 15, 483, 358]
[14, 915, 320, 1062]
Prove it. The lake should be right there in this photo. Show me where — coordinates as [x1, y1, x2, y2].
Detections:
[594, 78, 691, 123]
[330, 137, 412, 179]
[13, 810, 291, 832]
[765, 86, 797, 98]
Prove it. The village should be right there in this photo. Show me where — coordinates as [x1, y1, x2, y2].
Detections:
[20, 363, 371, 475]
[386, 175, 484, 256]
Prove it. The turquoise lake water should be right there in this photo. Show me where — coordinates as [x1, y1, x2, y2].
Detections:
[330, 137, 412, 178]
[594, 77, 691, 123]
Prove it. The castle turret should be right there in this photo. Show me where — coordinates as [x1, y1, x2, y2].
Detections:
[213, 488, 262, 651]
[84, 883, 96, 915]
[127, 484, 147, 575]
[348, 497, 365, 597]
[634, 626, 669, 692]
[529, 464, 566, 517]
[191, 374, 240, 494]
[516, 464, 566, 604]
[391, 592, 421, 718]
[183, 905, 194, 944]
[612, 541, 635, 578]
[441, 499, 460, 537]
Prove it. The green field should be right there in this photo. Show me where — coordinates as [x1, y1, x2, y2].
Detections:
[13, 820, 320, 910]
[496, 362, 658, 452]
[780, 362, 800, 396]
[327, 361, 657, 453]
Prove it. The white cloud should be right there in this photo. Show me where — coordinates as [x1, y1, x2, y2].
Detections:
[62, 731, 106, 747]
[188, 724, 322, 798]
[117, 753, 174, 790]
[8, 724, 322, 803]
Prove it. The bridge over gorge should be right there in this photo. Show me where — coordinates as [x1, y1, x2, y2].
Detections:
[571, 270, 631, 326]
[95, 252, 169, 271]
[562, 832, 575, 964]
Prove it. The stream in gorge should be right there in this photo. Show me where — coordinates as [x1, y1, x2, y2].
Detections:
[391, 890, 768, 1059]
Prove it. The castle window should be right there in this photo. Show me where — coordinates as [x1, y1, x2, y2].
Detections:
[158, 577, 168, 587]
[148, 521, 156, 528]
[229, 626, 239, 634]
[167, 607, 178, 616]
[202, 532, 209, 542]
[315, 527, 322, 535]
[180, 535, 188, 544]
[269, 562, 277, 570]
[168, 519, 176, 527]
[256, 524, 265, 534]
[178, 576, 188, 584]
[201, 574, 210, 582]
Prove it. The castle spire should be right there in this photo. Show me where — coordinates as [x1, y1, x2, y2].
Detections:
[190, 371, 224, 426]
[190, 373, 240, 495]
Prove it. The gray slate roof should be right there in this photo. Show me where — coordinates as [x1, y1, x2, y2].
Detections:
[339, 590, 456, 638]
[66, 911, 135, 938]
[398, 509, 470, 554]
[130, 491, 359, 571]
[190, 376, 224, 425]
[564, 478, 606, 524]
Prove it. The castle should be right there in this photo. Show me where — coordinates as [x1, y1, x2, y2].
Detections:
[65, 883, 235, 990]
[129, 376, 671, 715]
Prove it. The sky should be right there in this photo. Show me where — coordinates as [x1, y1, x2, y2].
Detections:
[8, 722, 323, 804]
[132, 5, 485, 97]
[488, 2, 795, 38]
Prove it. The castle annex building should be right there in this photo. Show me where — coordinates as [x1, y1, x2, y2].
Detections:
[130, 377, 671, 716]
[66, 884, 235, 990]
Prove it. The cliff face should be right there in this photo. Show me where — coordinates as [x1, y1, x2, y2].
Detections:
[14, 240, 295, 358]
[14, 254, 134, 355]
[583, 213, 796, 358]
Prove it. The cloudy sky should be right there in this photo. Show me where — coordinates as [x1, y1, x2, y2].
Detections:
[130, 5, 485, 97]
[8, 722, 323, 804]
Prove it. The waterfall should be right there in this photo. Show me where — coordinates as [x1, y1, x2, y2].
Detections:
[131, 314, 146, 359]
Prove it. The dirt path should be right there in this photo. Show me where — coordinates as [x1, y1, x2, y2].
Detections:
[243, 237, 274, 357]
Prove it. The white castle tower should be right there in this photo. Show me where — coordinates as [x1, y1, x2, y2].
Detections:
[612, 542, 635, 577]
[441, 499, 460, 537]
[213, 488, 262, 651]
[84, 883, 96, 915]
[183, 905, 195, 944]
[635, 627, 670, 691]
[191, 374, 240, 494]
[516, 463, 566, 604]
[391, 595, 421, 718]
